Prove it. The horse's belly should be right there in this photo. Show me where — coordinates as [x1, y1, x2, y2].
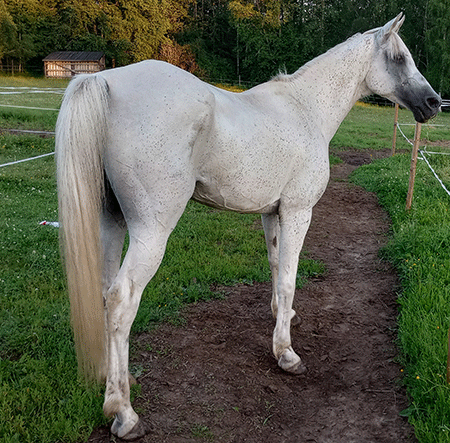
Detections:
[192, 180, 280, 214]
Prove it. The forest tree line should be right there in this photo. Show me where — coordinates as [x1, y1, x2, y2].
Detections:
[1, 0, 450, 95]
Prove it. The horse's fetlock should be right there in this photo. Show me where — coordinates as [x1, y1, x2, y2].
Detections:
[103, 394, 122, 417]
[273, 341, 290, 360]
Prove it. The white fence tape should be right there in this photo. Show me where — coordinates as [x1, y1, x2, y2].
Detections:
[0, 86, 65, 91]
[0, 104, 59, 111]
[0, 91, 64, 95]
[396, 123, 414, 146]
[0, 87, 63, 111]
[1, 128, 55, 136]
[396, 122, 450, 199]
[40, 221, 59, 227]
[0, 151, 54, 168]
[419, 150, 450, 198]
[421, 150, 450, 156]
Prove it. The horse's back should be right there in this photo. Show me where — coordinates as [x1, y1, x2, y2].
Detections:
[101, 60, 215, 116]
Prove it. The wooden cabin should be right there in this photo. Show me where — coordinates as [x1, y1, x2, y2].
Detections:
[43, 52, 105, 78]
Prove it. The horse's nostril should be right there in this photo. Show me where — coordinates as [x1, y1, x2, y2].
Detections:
[427, 96, 442, 109]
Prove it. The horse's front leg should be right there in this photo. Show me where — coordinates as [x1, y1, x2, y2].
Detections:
[273, 207, 312, 374]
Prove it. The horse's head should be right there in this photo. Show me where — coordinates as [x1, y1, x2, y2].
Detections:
[365, 13, 441, 123]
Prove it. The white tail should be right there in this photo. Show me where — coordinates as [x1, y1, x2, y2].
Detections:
[56, 74, 109, 381]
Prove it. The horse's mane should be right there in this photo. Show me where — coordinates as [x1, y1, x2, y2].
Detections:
[272, 27, 404, 83]
[272, 33, 363, 83]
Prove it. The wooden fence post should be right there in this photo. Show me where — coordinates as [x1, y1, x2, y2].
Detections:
[405, 122, 422, 211]
[392, 103, 399, 156]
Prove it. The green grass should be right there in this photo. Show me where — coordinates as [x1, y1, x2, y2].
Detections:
[0, 74, 70, 89]
[351, 151, 450, 443]
[331, 101, 450, 151]
[0, 137, 105, 442]
[0, 108, 59, 132]
[0, 74, 67, 131]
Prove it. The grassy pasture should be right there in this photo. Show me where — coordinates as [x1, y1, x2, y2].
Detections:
[340, 105, 450, 442]
[351, 138, 450, 442]
[0, 76, 67, 132]
[335, 105, 450, 443]
[1, 74, 450, 442]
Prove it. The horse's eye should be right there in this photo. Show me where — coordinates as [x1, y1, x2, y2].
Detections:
[394, 54, 405, 64]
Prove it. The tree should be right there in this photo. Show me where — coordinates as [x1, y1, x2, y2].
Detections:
[0, 0, 447, 92]
[177, 0, 237, 80]
[1, 0, 194, 72]
[99, 0, 192, 62]
[425, 0, 450, 95]
[0, 0, 17, 60]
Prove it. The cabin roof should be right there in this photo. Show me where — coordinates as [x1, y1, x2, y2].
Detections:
[43, 51, 104, 62]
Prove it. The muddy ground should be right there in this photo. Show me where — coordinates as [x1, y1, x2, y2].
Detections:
[87, 149, 416, 443]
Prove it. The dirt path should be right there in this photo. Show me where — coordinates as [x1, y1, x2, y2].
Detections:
[88, 150, 416, 442]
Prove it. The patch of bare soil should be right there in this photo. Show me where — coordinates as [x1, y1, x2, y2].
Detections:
[88, 149, 416, 443]
[426, 139, 450, 149]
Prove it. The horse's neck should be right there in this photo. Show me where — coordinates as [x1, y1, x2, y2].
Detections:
[290, 35, 373, 143]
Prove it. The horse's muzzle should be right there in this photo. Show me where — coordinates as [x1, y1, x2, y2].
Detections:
[396, 77, 442, 123]
[412, 94, 441, 123]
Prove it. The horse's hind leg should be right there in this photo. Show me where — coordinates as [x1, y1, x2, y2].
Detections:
[102, 230, 165, 438]
[262, 213, 280, 318]
[102, 199, 190, 439]
[100, 181, 127, 381]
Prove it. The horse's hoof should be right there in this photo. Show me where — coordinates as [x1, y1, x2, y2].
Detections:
[286, 359, 307, 375]
[278, 348, 307, 375]
[118, 419, 150, 441]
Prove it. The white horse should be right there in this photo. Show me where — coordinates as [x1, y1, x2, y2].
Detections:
[56, 14, 440, 440]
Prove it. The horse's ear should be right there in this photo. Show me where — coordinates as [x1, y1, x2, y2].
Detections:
[378, 13, 405, 41]
[390, 13, 405, 33]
